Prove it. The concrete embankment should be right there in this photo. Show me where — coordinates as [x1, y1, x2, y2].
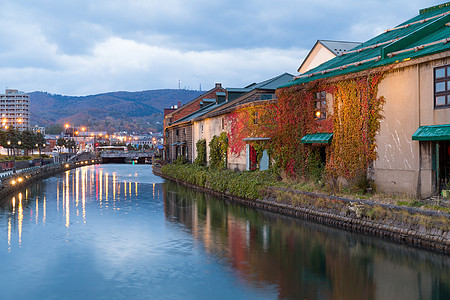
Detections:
[0, 158, 102, 199]
[153, 165, 450, 254]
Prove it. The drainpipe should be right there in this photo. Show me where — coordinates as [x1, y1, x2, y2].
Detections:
[417, 65, 422, 197]
[436, 143, 440, 194]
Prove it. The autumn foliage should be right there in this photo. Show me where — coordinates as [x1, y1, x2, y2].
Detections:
[226, 74, 385, 188]
[327, 74, 385, 183]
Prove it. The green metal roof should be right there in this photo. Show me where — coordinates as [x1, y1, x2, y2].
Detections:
[281, 3, 450, 88]
[301, 133, 333, 144]
[412, 124, 450, 141]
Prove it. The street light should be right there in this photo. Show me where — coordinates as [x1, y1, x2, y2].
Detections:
[36, 143, 46, 166]
[8, 140, 21, 174]
[65, 123, 77, 153]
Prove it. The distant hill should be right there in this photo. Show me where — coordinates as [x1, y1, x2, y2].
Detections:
[29, 89, 203, 133]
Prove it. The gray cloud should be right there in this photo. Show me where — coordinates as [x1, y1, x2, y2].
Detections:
[0, 0, 442, 95]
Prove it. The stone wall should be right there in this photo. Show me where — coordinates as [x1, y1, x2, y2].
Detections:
[0, 158, 102, 200]
[154, 167, 450, 254]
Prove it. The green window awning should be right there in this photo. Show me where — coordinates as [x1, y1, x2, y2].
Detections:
[412, 124, 450, 141]
[171, 142, 179, 146]
[301, 133, 333, 144]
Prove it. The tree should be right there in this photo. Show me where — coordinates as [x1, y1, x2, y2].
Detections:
[46, 124, 64, 135]
[57, 137, 66, 153]
[66, 139, 76, 153]
[20, 130, 36, 156]
[5, 128, 20, 156]
[0, 130, 6, 148]
[36, 132, 46, 148]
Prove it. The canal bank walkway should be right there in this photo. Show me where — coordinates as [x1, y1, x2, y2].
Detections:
[0, 156, 102, 200]
[153, 164, 450, 255]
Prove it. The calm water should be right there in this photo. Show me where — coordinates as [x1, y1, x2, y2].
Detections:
[0, 164, 449, 300]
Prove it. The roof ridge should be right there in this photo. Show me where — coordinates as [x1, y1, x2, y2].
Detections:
[385, 10, 450, 33]
[319, 40, 361, 44]
[420, 2, 450, 15]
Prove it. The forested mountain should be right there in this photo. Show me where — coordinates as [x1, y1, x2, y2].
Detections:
[29, 89, 202, 133]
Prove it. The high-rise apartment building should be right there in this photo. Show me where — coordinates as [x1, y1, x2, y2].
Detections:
[0, 89, 30, 131]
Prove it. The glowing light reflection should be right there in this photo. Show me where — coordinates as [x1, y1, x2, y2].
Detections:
[7, 218, 11, 251]
[18, 193, 23, 245]
[113, 173, 116, 201]
[65, 171, 70, 228]
[35, 196, 39, 224]
[43, 196, 46, 224]
[57, 178, 60, 212]
[99, 170, 103, 206]
[82, 167, 86, 223]
[105, 173, 109, 206]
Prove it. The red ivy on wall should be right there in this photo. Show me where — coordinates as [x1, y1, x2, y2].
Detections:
[327, 74, 385, 183]
[249, 145, 257, 170]
[274, 81, 333, 178]
[227, 103, 277, 157]
[275, 74, 385, 184]
[225, 74, 385, 187]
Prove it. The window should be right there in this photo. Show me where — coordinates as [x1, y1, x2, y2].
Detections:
[315, 91, 327, 120]
[221, 117, 225, 130]
[434, 64, 450, 108]
[176, 129, 179, 136]
[201, 122, 204, 133]
[260, 94, 273, 100]
[253, 111, 259, 125]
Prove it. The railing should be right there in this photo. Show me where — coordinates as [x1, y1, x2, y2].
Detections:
[0, 159, 101, 183]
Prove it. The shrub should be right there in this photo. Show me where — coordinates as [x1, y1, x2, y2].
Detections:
[161, 164, 278, 199]
[194, 139, 206, 166]
[209, 133, 228, 169]
[174, 155, 187, 165]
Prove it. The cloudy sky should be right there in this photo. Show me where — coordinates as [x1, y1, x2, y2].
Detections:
[0, 0, 443, 96]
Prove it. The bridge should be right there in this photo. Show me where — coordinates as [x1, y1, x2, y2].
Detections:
[98, 150, 154, 164]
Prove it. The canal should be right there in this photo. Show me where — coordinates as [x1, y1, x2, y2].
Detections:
[0, 164, 449, 299]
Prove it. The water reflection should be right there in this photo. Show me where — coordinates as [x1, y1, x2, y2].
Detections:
[0, 165, 448, 299]
[2, 165, 143, 252]
[164, 181, 450, 299]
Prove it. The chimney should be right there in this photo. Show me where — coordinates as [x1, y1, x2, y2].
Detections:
[178, 101, 181, 108]
[215, 83, 222, 89]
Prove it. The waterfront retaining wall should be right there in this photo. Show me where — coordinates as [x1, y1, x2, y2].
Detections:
[0, 158, 102, 200]
[154, 166, 450, 254]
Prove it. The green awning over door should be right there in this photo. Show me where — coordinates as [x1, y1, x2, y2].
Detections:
[300, 133, 333, 144]
[412, 124, 450, 141]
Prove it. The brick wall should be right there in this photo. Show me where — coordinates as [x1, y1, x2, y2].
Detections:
[171, 83, 225, 123]
[166, 123, 193, 162]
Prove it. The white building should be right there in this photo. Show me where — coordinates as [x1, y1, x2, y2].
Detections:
[0, 89, 30, 131]
[297, 40, 361, 74]
[31, 125, 45, 135]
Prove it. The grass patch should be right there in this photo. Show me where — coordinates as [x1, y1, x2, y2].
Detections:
[161, 164, 278, 199]
[396, 200, 423, 208]
[162, 163, 450, 216]
[0, 154, 49, 162]
[423, 205, 450, 214]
